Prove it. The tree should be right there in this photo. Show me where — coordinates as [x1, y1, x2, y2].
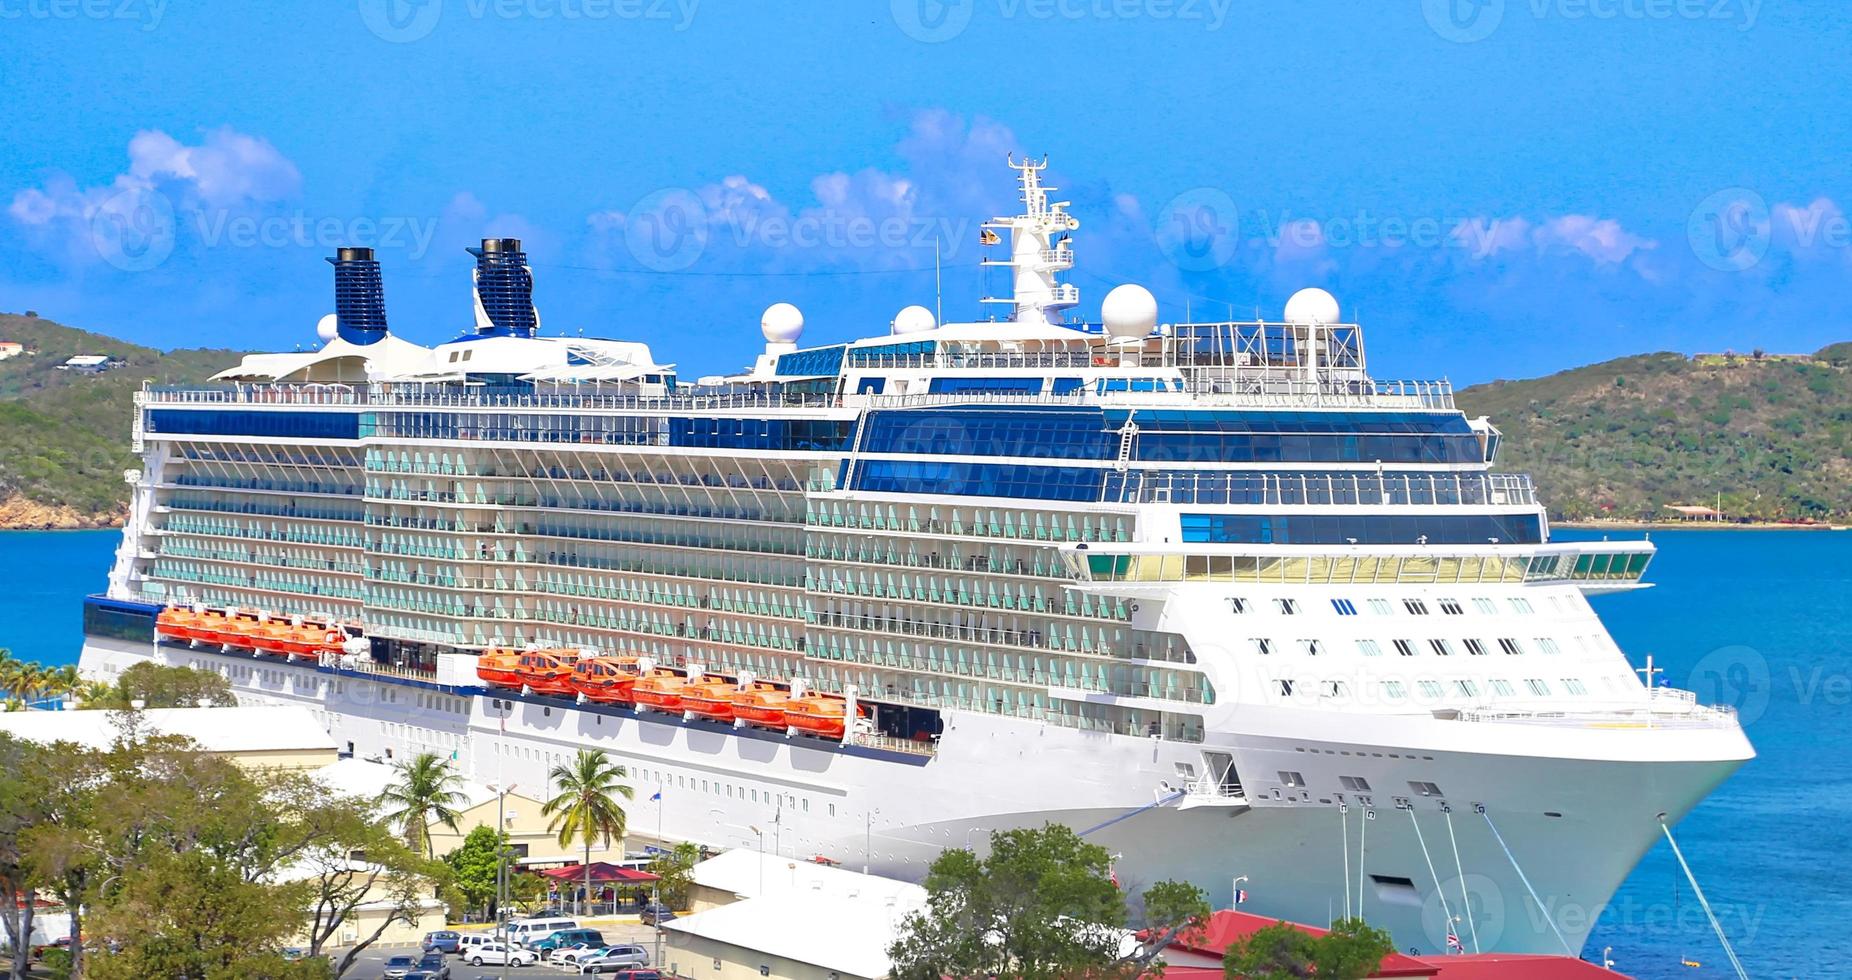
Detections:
[376, 752, 465, 859]
[1221, 917, 1395, 980]
[293, 799, 445, 978]
[19, 740, 109, 979]
[443, 825, 509, 921]
[647, 841, 702, 909]
[0, 734, 48, 979]
[542, 749, 632, 914]
[93, 661, 237, 709]
[887, 824, 1208, 980]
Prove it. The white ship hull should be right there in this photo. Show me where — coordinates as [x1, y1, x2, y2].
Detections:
[79, 633, 1747, 957]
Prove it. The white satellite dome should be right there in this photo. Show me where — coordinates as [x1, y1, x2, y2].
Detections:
[316, 313, 339, 343]
[1101, 284, 1158, 341]
[891, 305, 936, 335]
[1284, 287, 1341, 326]
[760, 302, 804, 344]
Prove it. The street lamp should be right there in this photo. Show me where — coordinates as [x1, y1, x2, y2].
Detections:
[486, 779, 518, 980]
[748, 825, 766, 894]
[863, 807, 879, 875]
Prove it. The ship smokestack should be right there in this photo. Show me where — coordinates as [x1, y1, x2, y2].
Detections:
[325, 246, 389, 346]
[467, 237, 539, 338]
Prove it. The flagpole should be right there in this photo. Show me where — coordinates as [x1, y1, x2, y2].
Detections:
[935, 236, 943, 328]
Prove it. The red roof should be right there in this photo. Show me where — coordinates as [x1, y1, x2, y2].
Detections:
[1151, 910, 1630, 980]
[1426, 953, 1627, 979]
[534, 862, 659, 883]
[1161, 910, 1436, 977]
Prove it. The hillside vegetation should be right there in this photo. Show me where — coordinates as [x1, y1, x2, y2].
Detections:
[0, 313, 242, 526]
[1457, 345, 1852, 522]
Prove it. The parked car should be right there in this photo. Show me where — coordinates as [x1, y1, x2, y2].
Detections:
[604, 971, 661, 980]
[416, 951, 451, 979]
[422, 930, 462, 954]
[382, 953, 421, 978]
[465, 941, 538, 968]
[533, 928, 605, 959]
[577, 945, 651, 975]
[637, 903, 676, 926]
[556, 944, 639, 969]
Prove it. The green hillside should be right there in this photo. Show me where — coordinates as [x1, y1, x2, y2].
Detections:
[1457, 345, 1852, 522]
[0, 313, 243, 524]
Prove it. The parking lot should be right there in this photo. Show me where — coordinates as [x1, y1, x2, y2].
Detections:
[337, 920, 667, 979]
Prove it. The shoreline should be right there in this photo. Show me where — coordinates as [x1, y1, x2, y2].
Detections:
[1554, 520, 1846, 531]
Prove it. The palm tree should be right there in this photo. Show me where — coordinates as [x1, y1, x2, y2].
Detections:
[0, 650, 23, 707]
[376, 752, 466, 858]
[43, 664, 82, 704]
[543, 749, 632, 914]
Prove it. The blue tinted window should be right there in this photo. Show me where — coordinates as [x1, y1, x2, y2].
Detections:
[927, 377, 1043, 394]
[668, 417, 855, 451]
[848, 340, 935, 366]
[1121, 411, 1479, 464]
[147, 409, 360, 440]
[775, 345, 847, 377]
[858, 408, 1111, 460]
[1179, 512, 1544, 545]
[853, 460, 1104, 502]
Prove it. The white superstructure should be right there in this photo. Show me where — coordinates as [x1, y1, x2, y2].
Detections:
[78, 159, 1751, 959]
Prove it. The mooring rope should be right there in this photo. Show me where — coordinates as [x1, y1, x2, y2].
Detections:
[1406, 805, 1457, 952]
[1443, 805, 1480, 953]
[1357, 806, 1370, 921]
[1480, 807, 1574, 955]
[1660, 817, 1750, 980]
[1340, 802, 1352, 920]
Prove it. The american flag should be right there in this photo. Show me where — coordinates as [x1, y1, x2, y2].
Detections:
[1447, 929, 1464, 953]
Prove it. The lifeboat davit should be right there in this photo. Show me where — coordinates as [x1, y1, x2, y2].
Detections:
[570, 656, 642, 704]
[631, 671, 688, 713]
[681, 680, 739, 722]
[514, 649, 578, 697]
[785, 695, 867, 740]
[476, 648, 524, 689]
[730, 686, 793, 730]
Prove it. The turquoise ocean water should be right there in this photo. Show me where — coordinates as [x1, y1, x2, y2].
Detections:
[4, 527, 1845, 976]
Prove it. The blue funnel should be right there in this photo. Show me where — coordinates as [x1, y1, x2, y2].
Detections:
[326, 247, 388, 346]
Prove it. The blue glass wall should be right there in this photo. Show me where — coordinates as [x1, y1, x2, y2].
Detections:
[858, 407, 1112, 460]
[853, 460, 1106, 502]
[775, 345, 847, 377]
[927, 377, 1043, 394]
[147, 409, 360, 440]
[667, 417, 856, 451]
[848, 340, 934, 365]
[1180, 512, 1544, 545]
[1122, 410, 1481, 464]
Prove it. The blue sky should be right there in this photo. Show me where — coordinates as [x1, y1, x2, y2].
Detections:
[2, 0, 1847, 382]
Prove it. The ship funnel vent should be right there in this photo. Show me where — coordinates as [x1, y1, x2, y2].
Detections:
[325, 246, 389, 346]
[467, 237, 539, 338]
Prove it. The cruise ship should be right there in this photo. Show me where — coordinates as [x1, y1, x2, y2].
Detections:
[78, 157, 1752, 957]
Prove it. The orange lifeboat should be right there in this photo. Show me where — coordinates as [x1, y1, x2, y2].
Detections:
[730, 685, 793, 730]
[476, 648, 523, 689]
[681, 680, 739, 722]
[569, 656, 642, 704]
[514, 649, 578, 697]
[251, 622, 299, 657]
[309, 625, 350, 659]
[156, 607, 199, 642]
[785, 695, 868, 740]
[631, 670, 688, 713]
[215, 616, 262, 650]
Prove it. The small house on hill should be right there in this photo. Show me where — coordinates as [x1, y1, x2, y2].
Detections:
[0, 341, 23, 360]
[59, 354, 116, 373]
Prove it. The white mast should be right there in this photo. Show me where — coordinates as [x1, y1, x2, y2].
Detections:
[980, 155, 1080, 325]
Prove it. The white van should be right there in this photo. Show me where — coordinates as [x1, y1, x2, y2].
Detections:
[505, 917, 579, 947]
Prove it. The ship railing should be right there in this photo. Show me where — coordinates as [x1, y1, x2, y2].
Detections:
[1183, 775, 1247, 802]
[1452, 688, 1738, 729]
[1111, 471, 1538, 507]
[846, 732, 938, 756]
[142, 379, 1457, 412]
